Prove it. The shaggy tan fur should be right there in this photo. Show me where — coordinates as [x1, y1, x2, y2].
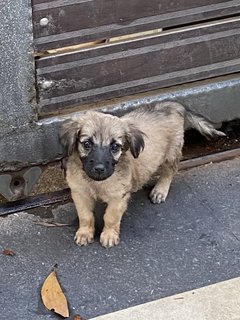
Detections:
[60, 101, 225, 247]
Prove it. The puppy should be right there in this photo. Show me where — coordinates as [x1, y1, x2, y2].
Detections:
[60, 101, 225, 247]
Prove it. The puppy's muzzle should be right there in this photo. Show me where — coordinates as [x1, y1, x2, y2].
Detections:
[82, 146, 115, 181]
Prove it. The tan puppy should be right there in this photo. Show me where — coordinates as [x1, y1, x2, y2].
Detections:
[60, 102, 225, 247]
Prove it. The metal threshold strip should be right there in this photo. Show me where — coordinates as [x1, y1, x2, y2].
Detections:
[0, 148, 240, 216]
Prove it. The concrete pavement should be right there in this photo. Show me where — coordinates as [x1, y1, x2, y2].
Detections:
[1, 158, 240, 319]
[91, 277, 240, 320]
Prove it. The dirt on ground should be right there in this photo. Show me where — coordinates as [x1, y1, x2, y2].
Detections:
[183, 119, 240, 159]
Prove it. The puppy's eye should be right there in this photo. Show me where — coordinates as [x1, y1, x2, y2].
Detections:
[111, 142, 121, 153]
[82, 140, 92, 150]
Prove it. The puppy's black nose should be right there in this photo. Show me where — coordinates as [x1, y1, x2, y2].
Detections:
[94, 164, 106, 174]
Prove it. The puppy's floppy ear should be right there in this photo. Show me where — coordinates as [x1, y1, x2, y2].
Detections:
[126, 123, 145, 158]
[59, 120, 81, 156]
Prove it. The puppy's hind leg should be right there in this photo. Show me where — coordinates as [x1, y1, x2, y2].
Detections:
[71, 191, 95, 246]
[150, 160, 178, 204]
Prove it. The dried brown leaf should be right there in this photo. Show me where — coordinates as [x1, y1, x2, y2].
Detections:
[73, 315, 82, 320]
[2, 249, 15, 256]
[41, 269, 69, 318]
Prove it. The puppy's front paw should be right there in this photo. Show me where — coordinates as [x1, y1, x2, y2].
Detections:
[100, 229, 120, 248]
[74, 227, 94, 246]
[149, 187, 168, 204]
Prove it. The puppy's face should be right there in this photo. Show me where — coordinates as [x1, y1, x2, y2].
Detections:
[60, 111, 145, 181]
[77, 118, 125, 181]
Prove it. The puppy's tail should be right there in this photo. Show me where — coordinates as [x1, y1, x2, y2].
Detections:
[184, 110, 226, 140]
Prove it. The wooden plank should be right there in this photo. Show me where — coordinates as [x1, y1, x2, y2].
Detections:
[32, 0, 240, 50]
[36, 18, 240, 116]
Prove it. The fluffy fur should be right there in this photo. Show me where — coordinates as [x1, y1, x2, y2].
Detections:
[60, 101, 225, 247]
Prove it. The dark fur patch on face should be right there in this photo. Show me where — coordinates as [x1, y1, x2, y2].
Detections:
[79, 143, 117, 181]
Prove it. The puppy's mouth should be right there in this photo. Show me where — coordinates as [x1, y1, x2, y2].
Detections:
[89, 174, 109, 181]
[84, 170, 113, 182]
